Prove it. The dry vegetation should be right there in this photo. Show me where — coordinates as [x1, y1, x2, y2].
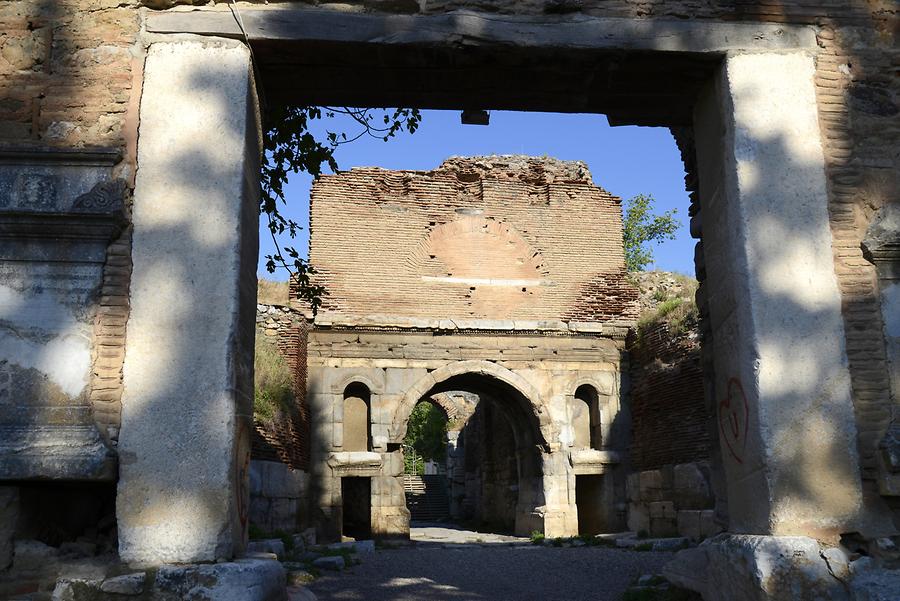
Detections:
[254, 331, 294, 425]
[631, 271, 700, 341]
[257, 278, 290, 306]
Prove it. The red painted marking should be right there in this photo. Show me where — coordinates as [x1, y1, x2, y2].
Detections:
[718, 377, 749, 464]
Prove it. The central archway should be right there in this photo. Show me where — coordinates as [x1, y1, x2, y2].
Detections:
[390, 361, 560, 536]
[390, 360, 552, 448]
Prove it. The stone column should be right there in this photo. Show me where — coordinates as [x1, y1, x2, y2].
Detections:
[118, 40, 260, 564]
[693, 51, 877, 539]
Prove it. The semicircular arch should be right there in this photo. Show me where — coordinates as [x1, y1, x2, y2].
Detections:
[390, 360, 551, 446]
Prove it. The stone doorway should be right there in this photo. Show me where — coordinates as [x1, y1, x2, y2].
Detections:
[119, 10, 896, 596]
[341, 477, 372, 541]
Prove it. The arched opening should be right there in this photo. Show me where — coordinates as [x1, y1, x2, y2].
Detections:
[574, 384, 602, 450]
[398, 369, 547, 536]
[342, 382, 371, 452]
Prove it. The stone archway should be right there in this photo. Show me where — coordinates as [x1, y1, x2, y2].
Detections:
[390, 360, 551, 447]
[388, 360, 574, 537]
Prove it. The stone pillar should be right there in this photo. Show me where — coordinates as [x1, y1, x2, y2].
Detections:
[535, 451, 578, 538]
[693, 51, 876, 539]
[118, 40, 260, 564]
[862, 205, 900, 497]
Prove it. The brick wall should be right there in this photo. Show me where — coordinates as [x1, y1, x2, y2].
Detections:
[310, 155, 638, 323]
[253, 304, 311, 471]
[628, 322, 709, 471]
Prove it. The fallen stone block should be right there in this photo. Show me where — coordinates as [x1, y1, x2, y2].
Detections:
[652, 538, 689, 552]
[664, 534, 852, 601]
[312, 556, 345, 571]
[327, 540, 374, 555]
[155, 558, 286, 600]
[248, 538, 286, 559]
[100, 572, 146, 595]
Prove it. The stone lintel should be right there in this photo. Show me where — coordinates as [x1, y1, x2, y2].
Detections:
[147, 7, 818, 53]
[570, 449, 621, 475]
[328, 452, 383, 477]
[313, 313, 633, 335]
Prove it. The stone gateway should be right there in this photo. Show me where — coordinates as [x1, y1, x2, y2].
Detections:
[0, 1, 897, 599]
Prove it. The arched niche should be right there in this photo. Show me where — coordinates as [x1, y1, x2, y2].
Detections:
[343, 382, 371, 452]
[574, 384, 601, 450]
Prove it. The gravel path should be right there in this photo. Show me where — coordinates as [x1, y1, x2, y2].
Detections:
[305, 543, 674, 601]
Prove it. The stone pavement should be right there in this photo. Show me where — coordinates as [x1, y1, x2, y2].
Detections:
[304, 525, 674, 601]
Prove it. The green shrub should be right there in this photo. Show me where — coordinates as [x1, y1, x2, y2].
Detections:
[254, 332, 294, 425]
[530, 531, 545, 545]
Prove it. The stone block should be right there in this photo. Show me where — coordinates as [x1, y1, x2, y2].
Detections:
[676, 510, 702, 539]
[648, 501, 675, 519]
[665, 534, 852, 601]
[672, 463, 711, 509]
[699, 510, 720, 537]
[247, 539, 285, 560]
[650, 518, 679, 538]
[627, 503, 649, 534]
[313, 555, 345, 571]
[65, 559, 285, 601]
[118, 39, 260, 565]
[639, 470, 664, 502]
[626, 472, 640, 502]
[100, 572, 146, 595]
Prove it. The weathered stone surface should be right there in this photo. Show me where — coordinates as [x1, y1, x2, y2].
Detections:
[676, 510, 701, 539]
[312, 556, 345, 571]
[664, 535, 852, 600]
[54, 559, 285, 600]
[155, 559, 286, 600]
[626, 503, 649, 534]
[672, 463, 711, 508]
[117, 39, 260, 564]
[0, 486, 18, 569]
[99, 572, 145, 595]
[850, 567, 900, 601]
[328, 540, 375, 555]
[695, 52, 873, 537]
[0, 149, 121, 482]
[247, 539, 286, 560]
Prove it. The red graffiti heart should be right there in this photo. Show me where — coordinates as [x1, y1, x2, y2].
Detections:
[718, 377, 749, 464]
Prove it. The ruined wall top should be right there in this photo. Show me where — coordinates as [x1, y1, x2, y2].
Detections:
[309, 155, 638, 327]
[434, 155, 593, 185]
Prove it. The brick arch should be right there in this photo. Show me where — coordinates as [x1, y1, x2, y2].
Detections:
[389, 360, 550, 446]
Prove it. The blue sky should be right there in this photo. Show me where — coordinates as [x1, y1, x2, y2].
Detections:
[259, 109, 694, 280]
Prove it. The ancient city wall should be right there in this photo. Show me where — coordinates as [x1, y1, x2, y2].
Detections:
[309, 156, 637, 323]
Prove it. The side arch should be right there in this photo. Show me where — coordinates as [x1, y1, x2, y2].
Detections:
[389, 360, 551, 446]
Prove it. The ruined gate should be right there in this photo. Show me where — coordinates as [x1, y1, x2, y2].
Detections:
[0, 1, 897, 598]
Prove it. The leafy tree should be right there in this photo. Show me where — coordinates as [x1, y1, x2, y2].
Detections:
[621, 193, 681, 272]
[261, 107, 421, 313]
[403, 402, 448, 471]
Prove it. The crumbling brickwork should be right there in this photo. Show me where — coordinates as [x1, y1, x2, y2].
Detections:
[254, 304, 311, 471]
[629, 322, 709, 471]
[310, 156, 638, 323]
